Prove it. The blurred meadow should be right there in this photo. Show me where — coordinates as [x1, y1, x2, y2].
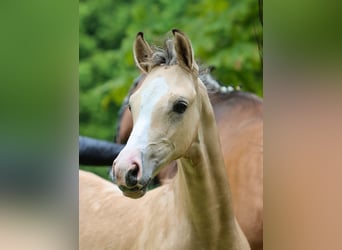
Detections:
[79, 0, 263, 177]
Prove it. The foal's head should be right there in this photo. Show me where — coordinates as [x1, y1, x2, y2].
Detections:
[113, 30, 204, 198]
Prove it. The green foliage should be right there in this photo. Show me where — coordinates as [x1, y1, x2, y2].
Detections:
[79, 0, 262, 149]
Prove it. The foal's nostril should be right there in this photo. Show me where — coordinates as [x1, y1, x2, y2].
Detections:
[125, 163, 139, 187]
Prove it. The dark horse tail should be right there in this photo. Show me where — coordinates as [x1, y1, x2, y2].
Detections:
[79, 136, 124, 166]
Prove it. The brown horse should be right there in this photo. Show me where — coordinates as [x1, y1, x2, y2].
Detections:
[114, 39, 263, 250]
[80, 29, 250, 249]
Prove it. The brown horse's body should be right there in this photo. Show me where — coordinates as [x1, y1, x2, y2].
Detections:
[210, 91, 263, 250]
[80, 30, 250, 249]
[115, 74, 263, 250]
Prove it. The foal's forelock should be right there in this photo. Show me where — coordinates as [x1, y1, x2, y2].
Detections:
[150, 40, 178, 67]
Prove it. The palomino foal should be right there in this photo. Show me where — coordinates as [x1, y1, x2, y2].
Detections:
[79, 30, 250, 250]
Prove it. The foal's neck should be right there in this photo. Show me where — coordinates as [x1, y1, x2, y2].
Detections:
[173, 85, 249, 249]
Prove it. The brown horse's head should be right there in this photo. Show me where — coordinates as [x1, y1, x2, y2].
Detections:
[113, 30, 202, 198]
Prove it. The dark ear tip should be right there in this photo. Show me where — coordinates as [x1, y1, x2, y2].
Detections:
[172, 29, 182, 35]
[137, 32, 144, 38]
[209, 66, 216, 72]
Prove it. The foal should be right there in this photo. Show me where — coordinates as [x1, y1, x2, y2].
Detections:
[115, 61, 263, 250]
[79, 30, 250, 250]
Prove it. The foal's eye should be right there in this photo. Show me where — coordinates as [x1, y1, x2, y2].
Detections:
[127, 104, 131, 111]
[172, 100, 188, 114]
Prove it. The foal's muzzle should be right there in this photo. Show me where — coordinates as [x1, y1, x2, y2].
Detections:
[113, 148, 152, 198]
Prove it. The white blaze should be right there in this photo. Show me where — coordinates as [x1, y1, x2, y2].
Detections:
[126, 77, 169, 152]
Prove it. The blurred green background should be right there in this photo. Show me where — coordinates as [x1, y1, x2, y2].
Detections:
[79, 0, 263, 177]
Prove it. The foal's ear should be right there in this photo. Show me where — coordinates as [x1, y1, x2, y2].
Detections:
[172, 29, 196, 72]
[133, 32, 153, 73]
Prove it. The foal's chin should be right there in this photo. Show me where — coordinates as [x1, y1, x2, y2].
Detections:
[118, 179, 151, 199]
[122, 189, 147, 199]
